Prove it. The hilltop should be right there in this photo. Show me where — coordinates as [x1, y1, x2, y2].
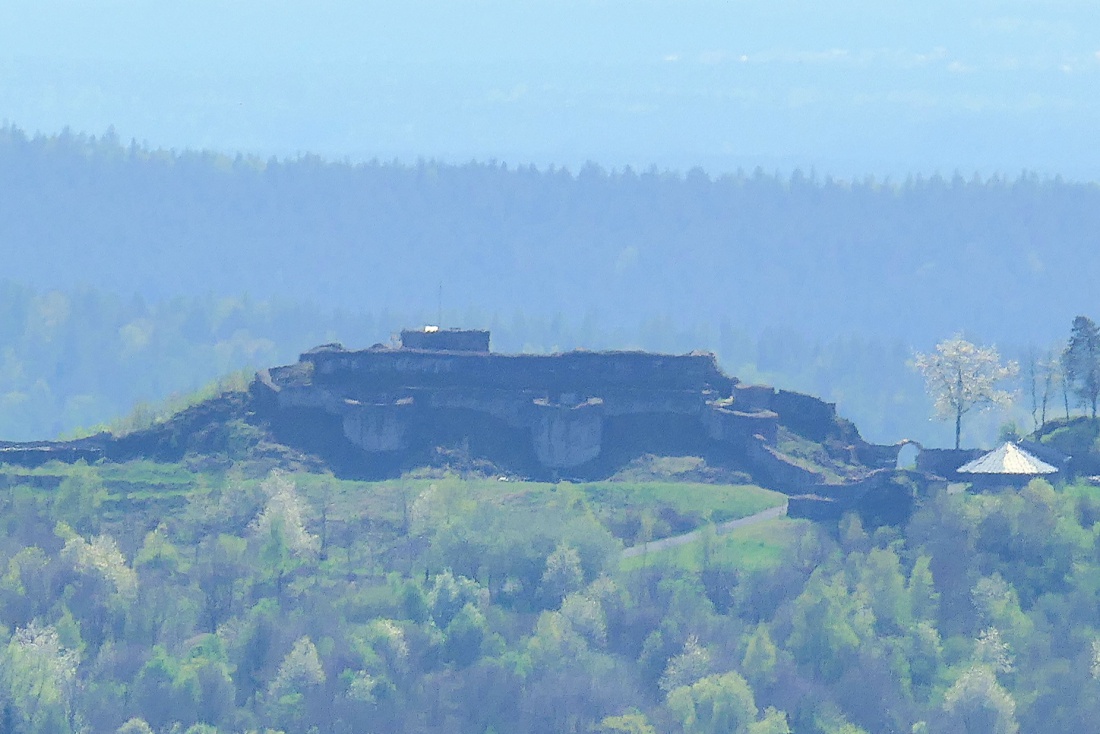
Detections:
[2, 328, 927, 527]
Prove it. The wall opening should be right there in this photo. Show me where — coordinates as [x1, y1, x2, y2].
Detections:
[897, 442, 921, 470]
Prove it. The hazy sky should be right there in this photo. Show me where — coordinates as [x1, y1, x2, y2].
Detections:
[2, 0, 1099, 177]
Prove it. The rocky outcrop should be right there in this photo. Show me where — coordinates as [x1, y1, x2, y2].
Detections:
[532, 398, 605, 468]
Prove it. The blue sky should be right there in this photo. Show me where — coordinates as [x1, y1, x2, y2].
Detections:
[2, 0, 1098, 177]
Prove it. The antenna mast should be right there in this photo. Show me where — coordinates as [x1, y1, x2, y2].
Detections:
[437, 282, 443, 327]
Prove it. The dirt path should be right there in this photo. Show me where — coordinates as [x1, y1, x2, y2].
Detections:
[621, 501, 789, 559]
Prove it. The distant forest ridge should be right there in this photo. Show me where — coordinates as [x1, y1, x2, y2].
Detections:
[2, 124, 1099, 350]
[1, 125, 1094, 446]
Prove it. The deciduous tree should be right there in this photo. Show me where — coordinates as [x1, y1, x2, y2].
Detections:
[941, 665, 1019, 734]
[666, 671, 760, 734]
[914, 336, 1017, 449]
[1, 622, 80, 734]
[267, 636, 327, 732]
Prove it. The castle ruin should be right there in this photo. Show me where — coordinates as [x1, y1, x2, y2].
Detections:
[250, 328, 900, 487]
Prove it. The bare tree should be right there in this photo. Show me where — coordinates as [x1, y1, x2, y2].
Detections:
[1025, 349, 1040, 431]
[914, 335, 1018, 449]
[1039, 350, 1061, 429]
[1027, 347, 1063, 431]
[1058, 356, 1072, 420]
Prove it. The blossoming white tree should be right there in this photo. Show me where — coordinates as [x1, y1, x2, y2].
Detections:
[1, 622, 80, 733]
[251, 471, 320, 558]
[914, 335, 1018, 449]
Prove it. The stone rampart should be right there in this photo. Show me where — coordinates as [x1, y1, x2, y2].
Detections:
[0, 444, 104, 467]
[744, 438, 825, 491]
[733, 384, 775, 412]
[304, 347, 735, 396]
[400, 328, 490, 352]
[247, 336, 915, 487]
[787, 495, 845, 521]
[706, 408, 779, 445]
[853, 442, 903, 470]
[771, 389, 841, 443]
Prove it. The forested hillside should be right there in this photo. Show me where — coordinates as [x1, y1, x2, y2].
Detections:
[2, 125, 1098, 348]
[4, 125, 1097, 446]
[1, 462, 1098, 733]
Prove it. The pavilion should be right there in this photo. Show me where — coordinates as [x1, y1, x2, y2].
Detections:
[956, 442, 1059, 488]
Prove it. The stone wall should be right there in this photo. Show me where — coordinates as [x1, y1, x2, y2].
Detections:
[744, 438, 825, 491]
[304, 347, 735, 396]
[788, 469, 935, 526]
[706, 407, 779, 445]
[400, 328, 490, 353]
[771, 389, 841, 443]
[787, 495, 846, 522]
[916, 448, 984, 479]
[853, 442, 903, 470]
[733, 384, 775, 412]
[0, 444, 103, 467]
[250, 341, 914, 486]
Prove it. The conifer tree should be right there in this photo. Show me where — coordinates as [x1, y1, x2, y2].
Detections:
[1062, 316, 1100, 420]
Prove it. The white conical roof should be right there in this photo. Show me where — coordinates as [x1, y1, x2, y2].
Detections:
[957, 442, 1058, 475]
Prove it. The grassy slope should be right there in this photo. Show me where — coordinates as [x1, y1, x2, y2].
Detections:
[0, 459, 793, 564]
[620, 517, 810, 573]
[273, 475, 787, 551]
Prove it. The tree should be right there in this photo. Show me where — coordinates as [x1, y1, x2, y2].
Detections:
[595, 710, 656, 734]
[940, 665, 1018, 734]
[443, 602, 488, 667]
[0, 622, 80, 734]
[133, 647, 199, 730]
[116, 719, 155, 734]
[250, 471, 319, 599]
[786, 569, 874, 682]
[51, 463, 108, 534]
[539, 542, 585, 606]
[1025, 348, 1040, 430]
[1061, 354, 1073, 419]
[666, 671, 760, 734]
[60, 528, 138, 603]
[267, 636, 327, 732]
[741, 625, 779, 688]
[659, 635, 712, 693]
[1038, 349, 1061, 428]
[196, 534, 247, 632]
[251, 471, 320, 559]
[1063, 316, 1100, 420]
[914, 335, 1017, 449]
